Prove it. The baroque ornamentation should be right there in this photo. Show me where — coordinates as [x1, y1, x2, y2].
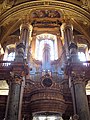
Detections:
[31, 10, 61, 18]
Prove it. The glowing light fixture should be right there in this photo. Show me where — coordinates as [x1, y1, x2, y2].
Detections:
[35, 33, 58, 61]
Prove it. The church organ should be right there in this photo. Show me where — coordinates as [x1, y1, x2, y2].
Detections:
[0, 0, 90, 120]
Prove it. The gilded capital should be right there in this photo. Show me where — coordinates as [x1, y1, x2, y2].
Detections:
[61, 22, 73, 32]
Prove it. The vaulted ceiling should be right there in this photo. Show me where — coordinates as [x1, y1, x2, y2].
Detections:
[0, 0, 90, 49]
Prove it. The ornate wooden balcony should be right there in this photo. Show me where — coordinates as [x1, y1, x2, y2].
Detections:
[0, 60, 29, 80]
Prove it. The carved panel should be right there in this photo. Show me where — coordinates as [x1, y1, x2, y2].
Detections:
[31, 10, 61, 18]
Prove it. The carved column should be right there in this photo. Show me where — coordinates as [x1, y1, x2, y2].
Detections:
[5, 69, 26, 120]
[5, 21, 30, 120]
[61, 21, 73, 58]
[19, 22, 32, 60]
[68, 43, 79, 115]
[68, 43, 90, 120]
[71, 73, 90, 120]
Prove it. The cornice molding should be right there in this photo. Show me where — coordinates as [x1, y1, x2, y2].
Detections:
[0, 1, 90, 25]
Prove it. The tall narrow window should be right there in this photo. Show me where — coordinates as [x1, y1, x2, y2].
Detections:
[7, 52, 15, 61]
[78, 52, 86, 61]
[78, 44, 87, 62]
[35, 33, 58, 61]
[3, 44, 16, 61]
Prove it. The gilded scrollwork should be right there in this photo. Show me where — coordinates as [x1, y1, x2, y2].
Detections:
[0, 0, 15, 15]
[81, 0, 90, 10]
[31, 10, 61, 18]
